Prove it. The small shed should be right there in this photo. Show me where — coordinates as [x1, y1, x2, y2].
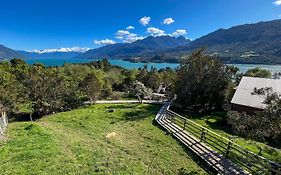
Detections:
[231, 76, 281, 112]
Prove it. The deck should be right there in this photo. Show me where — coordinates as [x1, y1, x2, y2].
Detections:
[155, 103, 250, 175]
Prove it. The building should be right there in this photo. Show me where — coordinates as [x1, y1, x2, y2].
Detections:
[231, 76, 281, 112]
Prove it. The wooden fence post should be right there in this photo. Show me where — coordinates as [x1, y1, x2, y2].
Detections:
[226, 141, 232, 157]
[183, 119, 186, 129]
[200, 128, 205, 142]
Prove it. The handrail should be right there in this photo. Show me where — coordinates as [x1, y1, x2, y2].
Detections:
[165, 107, 281, 174]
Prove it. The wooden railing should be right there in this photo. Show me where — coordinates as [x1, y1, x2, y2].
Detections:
[0, 111, 8, 136]
[165, 109, 281, 175]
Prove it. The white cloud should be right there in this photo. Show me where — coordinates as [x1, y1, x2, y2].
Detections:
[94, 39, 116, 45]
[140, 16, 151, 26]
[115, 29, 144, 43]
[28, 47, 91, 54]
[274, 0, 281, 5]
[171, 29, 187, 37]
[147, 27, 166, 36]
[163, 18, 175, 25]
[116, 30, 130, 36]
[126, 26, 135, 30]
[124, 34, 144, 43]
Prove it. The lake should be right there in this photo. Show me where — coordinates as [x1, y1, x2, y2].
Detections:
[23, 58, 281, 73]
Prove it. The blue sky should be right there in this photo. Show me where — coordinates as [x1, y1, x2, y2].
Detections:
[0, 0, 281, 51]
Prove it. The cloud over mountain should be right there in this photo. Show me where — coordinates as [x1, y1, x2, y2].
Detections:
[140, 16, 151, 26]
[172, 29, 187, 37]
[147, 27, 166, 36]
[126, 26, 135, 30]
[163, 18, 175, 25]
[94, 39, 116, 45]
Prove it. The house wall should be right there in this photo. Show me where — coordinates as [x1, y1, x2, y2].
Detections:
[232, 104, 263, 114]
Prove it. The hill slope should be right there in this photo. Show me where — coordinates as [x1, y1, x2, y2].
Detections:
[0, 104, 207, 175]
[81, 36, 191, 61]
[0, 44, 24, 60]
[162, 19, 281, 64]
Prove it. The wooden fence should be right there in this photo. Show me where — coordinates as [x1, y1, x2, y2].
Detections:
[0, 111, 8, 136]
[165, 109, 281, 175]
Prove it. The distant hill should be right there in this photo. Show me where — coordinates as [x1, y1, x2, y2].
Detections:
[0, 44, 24, 60]
[158, 19, 281, 64]
[80, 36, 191, 61]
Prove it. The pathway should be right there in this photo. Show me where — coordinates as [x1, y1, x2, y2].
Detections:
[155, 102, 250, 175]
[86, 100, 166, 105]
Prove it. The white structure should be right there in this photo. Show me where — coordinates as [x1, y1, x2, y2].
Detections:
[0, 106, 8, 136]
[231, 76, 281, 111]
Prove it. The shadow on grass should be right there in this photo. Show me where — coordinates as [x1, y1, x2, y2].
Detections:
[204, 115, 235, 135]
[152, 120, 217, 175]
[121, 105, 161, 121]
[104, 104, 138, 109]
[170, 106, 236, 136]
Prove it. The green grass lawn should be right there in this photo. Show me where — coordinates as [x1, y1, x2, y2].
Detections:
[0, 104, 208, 175]
[188, 114, 281, 163]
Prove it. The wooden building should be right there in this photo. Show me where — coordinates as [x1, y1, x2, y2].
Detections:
[231, 76, 281, 112]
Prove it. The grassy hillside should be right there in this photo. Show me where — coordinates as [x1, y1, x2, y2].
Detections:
[0, 104, 207, 175]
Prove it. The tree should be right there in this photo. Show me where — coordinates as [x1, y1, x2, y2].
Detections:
[175, 49, 231, 113]
[131, 81, 152, 103]
[228, 87, 281, 145]
[244, 67, 271, 78]
[81, 73, 102, 104]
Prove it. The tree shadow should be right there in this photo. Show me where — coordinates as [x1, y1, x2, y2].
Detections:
[104, 104, 138, 109]
[204, 115, 235, 135]
[121, 105, 160, 121]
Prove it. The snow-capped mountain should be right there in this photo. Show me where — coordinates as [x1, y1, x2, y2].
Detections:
[19, 47, 91, 59]
[28, 47, 91, 54]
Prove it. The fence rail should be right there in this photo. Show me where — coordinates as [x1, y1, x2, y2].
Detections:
[165, 109, 281, 175]
[0, 111, 8, 136]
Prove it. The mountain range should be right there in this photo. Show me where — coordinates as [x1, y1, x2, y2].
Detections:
[160, 19, 281, 64]
[1, 19, 281, 64]
[0, 44, 24, 60]
[80, 35, 191, 62]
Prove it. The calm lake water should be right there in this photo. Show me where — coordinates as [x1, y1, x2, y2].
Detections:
[24, 58, 281, 73]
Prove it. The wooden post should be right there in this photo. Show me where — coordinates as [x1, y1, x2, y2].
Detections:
[258, 147, 263, 156]
[183, 119, 186, 129]
[226, 141, 232, 157]
[200, 128, 205, 142]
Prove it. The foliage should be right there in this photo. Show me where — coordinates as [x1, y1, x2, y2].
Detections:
[175, 49, 235, 113]
[228, 87, 281, 146]
[0, 59, 177, 118]
[131, 81, 153, 103]
[244, 67, 272, 78]
[81, 73, 102, 103]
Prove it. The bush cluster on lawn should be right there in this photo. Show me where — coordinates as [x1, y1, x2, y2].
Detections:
[0, 59, 176, 118]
